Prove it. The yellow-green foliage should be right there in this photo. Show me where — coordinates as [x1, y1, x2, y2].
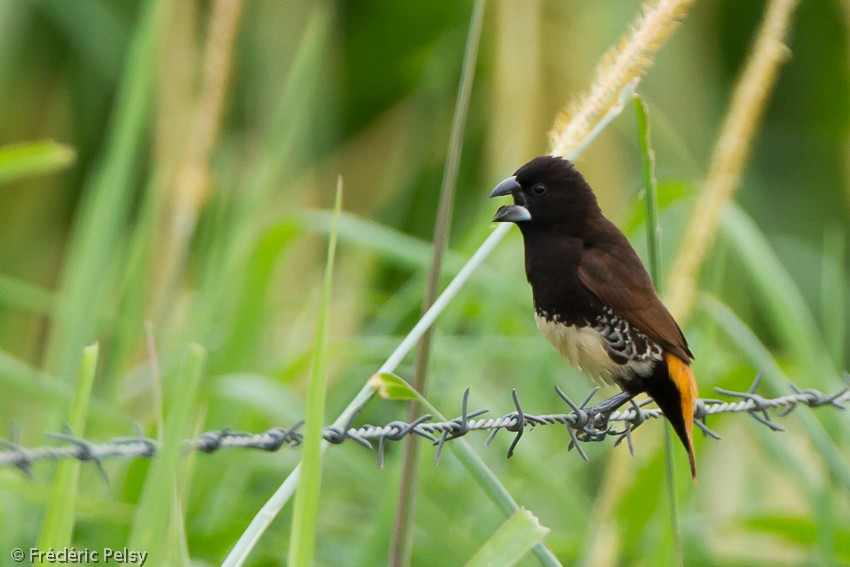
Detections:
[0, 1, 847, 566]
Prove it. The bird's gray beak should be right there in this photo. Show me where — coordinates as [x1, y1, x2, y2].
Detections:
[489, 176, 531, 222]
[492, 204, 532, 223]
[489, 176, 521, 199]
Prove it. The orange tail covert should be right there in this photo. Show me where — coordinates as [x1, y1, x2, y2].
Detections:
[665, 352, 698, 479]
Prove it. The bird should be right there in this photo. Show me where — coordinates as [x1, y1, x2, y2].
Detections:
[489, 155, 698, 478]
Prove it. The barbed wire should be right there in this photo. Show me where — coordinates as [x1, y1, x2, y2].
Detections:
[2, 374, 847, 476]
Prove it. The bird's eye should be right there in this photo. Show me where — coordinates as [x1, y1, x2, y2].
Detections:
[530, 183, 547, 196]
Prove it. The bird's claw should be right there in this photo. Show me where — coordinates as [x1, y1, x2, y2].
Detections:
[575, 391, 636, 442]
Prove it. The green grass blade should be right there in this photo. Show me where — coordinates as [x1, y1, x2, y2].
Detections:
[701, 293, 848, 563]
[634, 94, 682, 566]
[699, 294, 850, 491]
[0, 273, 54, 315]
[721, 204, 836, 382]
[820, 226, 845, 367]
[36, 343, 99, 548]
[0, 140, 76, 185]
[243, 3, 332, 205]
[371, 372, 419, 401]
[294, 211, 517, 304]
[464, 508, 550, 567]
[45, 0, 167, 385]
[188, 2, 332, 351]
[373, 373, 562, 567]
[288, 178, 342, 567]
[127, 343, 206, 564]
[301, 210, 438, 268]
[634, 96, 661, 284]
[0, 349, 124, 425]
[217, 223, 299, 371]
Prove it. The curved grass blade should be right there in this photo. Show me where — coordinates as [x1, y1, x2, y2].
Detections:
[0, 140, 76, 185]
[287, 178, 342, 567]
[464, 508, 550, 567]
[36, 343, 99, 548]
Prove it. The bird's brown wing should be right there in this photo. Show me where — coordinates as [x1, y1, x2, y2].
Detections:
[577, 221, 692, 362]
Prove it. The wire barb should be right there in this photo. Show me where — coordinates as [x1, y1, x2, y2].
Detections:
[1, 377, 846, 475]
[0, 424, 33, 477]
[46, 425, 110, 483]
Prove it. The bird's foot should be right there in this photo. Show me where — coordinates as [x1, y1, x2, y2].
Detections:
[577, 390, 636, 442]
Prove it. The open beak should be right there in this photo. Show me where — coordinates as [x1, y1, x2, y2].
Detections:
[489, 176, 531, 222]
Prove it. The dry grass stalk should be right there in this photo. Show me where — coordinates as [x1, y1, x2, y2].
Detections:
[152, 0, 245, 317]
[549, 0, 694, 157]
[665, 0, 800, 321]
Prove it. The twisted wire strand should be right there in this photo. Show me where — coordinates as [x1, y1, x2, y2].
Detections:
[2, 378, 846, 475]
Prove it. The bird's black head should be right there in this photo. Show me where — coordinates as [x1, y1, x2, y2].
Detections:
[489, 155, 601, 233]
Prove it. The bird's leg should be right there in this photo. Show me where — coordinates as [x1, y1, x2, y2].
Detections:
[581, 390, 636, 439]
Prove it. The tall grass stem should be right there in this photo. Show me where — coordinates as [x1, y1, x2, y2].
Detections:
[634, 95, 683, 566]
[392, 2, 485, 564]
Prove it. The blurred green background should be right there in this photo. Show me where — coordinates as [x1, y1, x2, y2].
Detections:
[0, 0, 848, 565]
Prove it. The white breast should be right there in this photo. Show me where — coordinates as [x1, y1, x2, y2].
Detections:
[534, 313, 648, 385]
